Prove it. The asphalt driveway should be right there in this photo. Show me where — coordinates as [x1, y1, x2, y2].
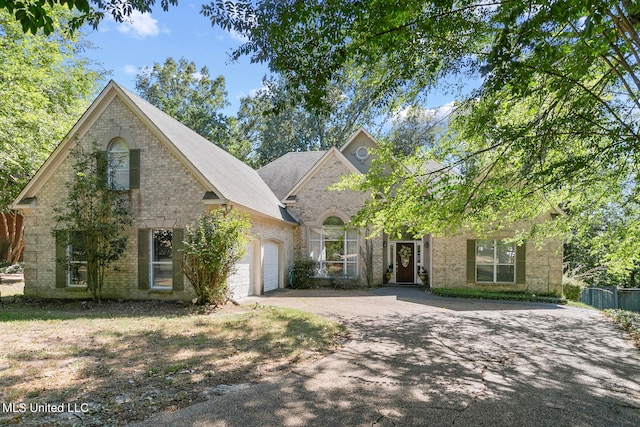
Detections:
[138, 288, 640, 426]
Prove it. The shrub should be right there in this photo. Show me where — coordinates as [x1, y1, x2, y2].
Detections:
[290, 259, 317, 289]
[182, 209, 251, 306]
[563, 276, 586, 301]
[4, 262, 24, 274]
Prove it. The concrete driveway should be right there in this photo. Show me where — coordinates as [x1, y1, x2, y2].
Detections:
[138, 288, 640, 426]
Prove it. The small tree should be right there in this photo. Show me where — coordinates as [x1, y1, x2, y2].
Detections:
[53, 145, 132, 301]
[359, 231, 375, 288]
[182, 209, 251, 306]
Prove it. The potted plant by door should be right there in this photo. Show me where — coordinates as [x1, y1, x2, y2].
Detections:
[384, 265, 393, 283]
[418, 267, 429, 287]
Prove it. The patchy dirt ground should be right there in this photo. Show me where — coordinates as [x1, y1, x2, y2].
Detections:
[0, 275, 347, 426]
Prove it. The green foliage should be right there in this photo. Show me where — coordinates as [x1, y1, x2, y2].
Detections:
[289, 259, 317, 289]
[206, 0, 640, 280]
[52, 145, 132, 301]
[182, 209, 251, 306]
[431, 288, 566, 304]
[0, 261, 23, 274]
[237, 75, 382, 166]
[0, 0, 175, 35]
[203, 0, 486, 113]
[605, 309, 640, 344]
[562, 276, 586, 302]
[134, 57, 245, 152]
[0, 7, 102, 214]
[387, 106, 450, 157]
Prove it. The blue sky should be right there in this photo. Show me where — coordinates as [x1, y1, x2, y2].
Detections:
[84, 3, 268, 115]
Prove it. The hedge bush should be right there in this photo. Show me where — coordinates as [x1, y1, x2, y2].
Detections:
[290, 259, 317, 289]
[563, 276, 586, 301]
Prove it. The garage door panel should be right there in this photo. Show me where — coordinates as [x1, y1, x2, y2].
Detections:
[263, 242, 279, 292]
[228, 244, 253, 298]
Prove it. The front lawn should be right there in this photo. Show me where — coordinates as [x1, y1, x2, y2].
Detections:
[0, 298, 347, 426]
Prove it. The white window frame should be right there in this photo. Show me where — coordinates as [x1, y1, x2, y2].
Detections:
[66, 233, 87, 287]
[309, 217, 358, 278]
[476, 239, 516, 283]
[150, 229, 173, 289]
[107, 139, 130, 190]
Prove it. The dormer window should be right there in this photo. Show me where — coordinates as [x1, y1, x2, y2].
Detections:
[107, 139, 130, 190]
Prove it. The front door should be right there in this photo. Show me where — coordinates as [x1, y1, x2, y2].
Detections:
[396, 242, 415, 283]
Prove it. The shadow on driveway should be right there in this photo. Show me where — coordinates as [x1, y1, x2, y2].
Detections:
[138, 288, 640, 427]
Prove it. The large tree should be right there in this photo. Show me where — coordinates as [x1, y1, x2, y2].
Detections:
[0, 7, 102, 263]
[205, 1, 640, 279]
[237, 74, 382, 166]
[136, 58, 228, 141]
[135, 57, 251, 159]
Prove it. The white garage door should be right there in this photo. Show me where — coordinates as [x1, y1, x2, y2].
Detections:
[228, 244, 253, 299]
[263, 242, 279, 292]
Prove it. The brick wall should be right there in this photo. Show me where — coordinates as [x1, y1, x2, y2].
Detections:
[22, 96, 294, 300]
[431, 224, 563, 296]
[288, 153, 384, 286]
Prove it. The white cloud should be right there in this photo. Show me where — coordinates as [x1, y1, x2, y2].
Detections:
[236, 83, 270, 100]
[116, 11, 162, 39]
[430, 101, 456, 121]
[383, 101, 457, 130]
[122, 65, 139, 75]
[228, 29, 249, 43]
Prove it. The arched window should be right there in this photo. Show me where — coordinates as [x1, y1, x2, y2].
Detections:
[309, 216, 358, 277]
[107, 139, 129, 189]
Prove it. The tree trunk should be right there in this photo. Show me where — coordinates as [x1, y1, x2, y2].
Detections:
[1, 212, 25, 264]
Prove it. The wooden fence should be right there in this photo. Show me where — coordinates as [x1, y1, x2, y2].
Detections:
[580, 286, 640, 312]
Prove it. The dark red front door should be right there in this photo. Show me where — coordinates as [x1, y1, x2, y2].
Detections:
[396, 242, 415, 283]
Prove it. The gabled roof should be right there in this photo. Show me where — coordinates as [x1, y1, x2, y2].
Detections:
[282, 147, 362, 201]
[258, 128, 381, 202]
[258, 151, 327, 200]
[339, 127, 377, 154]
[13, 80, 295, 224]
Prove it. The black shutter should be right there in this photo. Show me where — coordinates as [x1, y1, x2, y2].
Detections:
[55, 232, 67, 288]
[172, 228, 184, 291]
[96, 151, 107, 184]
[516, 242, 527, 284]
[466, 239, 476, 283]
[138, 229, 149, 289]
[129, 149, 140, 189]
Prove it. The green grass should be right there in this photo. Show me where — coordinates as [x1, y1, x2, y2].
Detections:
[431, 287, 567, 304]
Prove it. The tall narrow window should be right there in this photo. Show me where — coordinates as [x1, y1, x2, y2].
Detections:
[107, 139, 130, 189]
[151, 229, 173, 288]
[476, 240, 515, 283]
[309, 216, 358, 277]
[67, 232, 87, 287]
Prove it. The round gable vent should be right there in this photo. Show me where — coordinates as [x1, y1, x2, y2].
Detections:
[355, 146, 369, 160]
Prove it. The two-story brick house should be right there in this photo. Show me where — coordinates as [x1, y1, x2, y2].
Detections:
[12, 81, 563, 300]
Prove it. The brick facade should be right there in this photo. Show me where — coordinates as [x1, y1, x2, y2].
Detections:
[21, 95, 294, 301]
[431, 226, 563, 296]
[287, 151, 384, 286]
[17, 83, 563, 300]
